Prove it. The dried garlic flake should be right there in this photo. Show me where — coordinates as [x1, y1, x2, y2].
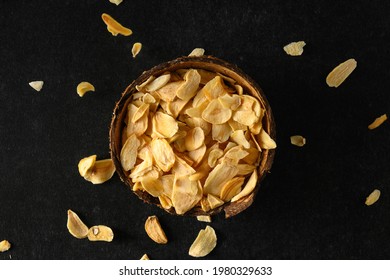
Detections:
[283, 41, 306, 56]
[231, 170, 258, 202]
[88, 159, 116, 184]
[0, 240, 11, 253]
[77, 82, 95, 97]
[145, 215, 168, 244]
[326, 58, 357, 88]
[368, 114, 387, 130]
[290, 135, 306, 147]
[67, 209, 89, 239]
[140, 254, 150, 260]
[196, 215, 212, 223]
[132, 42, 142, 58]
[101, 13, 132, 36]
[189, 225, 217, 258]
[78, 155, 96, 178]
[109, 0, 123, 5]
[258, 129, 277, 149]
[78, 156, 116, 184]
[29, 81, 44, 92]
[188, 48, 205, 57]
[87, 225, 114, 242]
[365, 189, 381, 206]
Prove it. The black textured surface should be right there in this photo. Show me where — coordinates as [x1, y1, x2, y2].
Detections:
[0, 0, 389, 260]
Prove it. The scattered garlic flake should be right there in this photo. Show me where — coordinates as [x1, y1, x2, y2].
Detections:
[0, 240, 11, 253]
[365, 189, 381, 206]
[29, 81, 44, 92]
[101, 13, 132, 36]
[290, 135, 306, 147]
[77, 82, 95, 97]
[109, 0, 123, 5]
[196, 215, 212, 223]
[188, 226, 217, 258]
[87, 225, 114, 242]
[132, 42, 142, 58]
[368, 114, 387, 130]
[326, 58, 357, 88]
[283, 41, 306, 56]
[140, 254, 150, 260]
[188, 48, 205, 57]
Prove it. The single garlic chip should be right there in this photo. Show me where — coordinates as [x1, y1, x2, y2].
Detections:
[207, 148, 224, 168]
[368, 114, 387, 130]
[150, 139, 175, 172]
[78, 155, 116, 184]
[144, 216, 168, 244]
[237, 164, 256, 176]
[185, 127, 205, 151]
[231, 130, 251, 149]
[212, 123, 231, 143]
[172, 176, 202, 214]
[145, 73, 171, 92]
[220, 177, 245, 201]
[157, 81, 183, 102]
[152, 111, 179, 138]
[0, 240, 11, 253]
[290, 135, 306, 147]
[203, 162, 239, 197]
[120, 134, 141, 171]
[88, 159, 116, 184]
[196, 215, 212, 223]
[202, 99, 232, 125]
[77, 82, 95, 97]
[140, 254, 150, 260]
[101, 13, 132, 36]
[29, 81, 44, 92]
[126, 104, 149, 136]
[132, 103, 149, 123]
[78, 155, 97, 178]
[231, 170, 258, 202]
[109, 0, 123, 5]
[207, 193, 225, 210]
[326, 58, 357, 88]
[201, 76, 227, 100]
[132, 42, 142, 58]
[87, 225, 114, 242]
[176, 69, 201, 101]
[189, 225, 217, 258]
[365, 189, 381, 206]
[283, 41, 306, 56]
[172, 155, 196, 176]
[188, 48, 205, 57]
[258, 129, 277, 149]
[188, 144, 207, 166]
[67, 209, 89, 239]
[136, 76, 155, 92]
[141, 176, 164, 197]
[200, 197, 211, 212]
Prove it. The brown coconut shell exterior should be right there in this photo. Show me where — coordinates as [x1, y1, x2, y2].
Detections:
[109, 55, 276, 218]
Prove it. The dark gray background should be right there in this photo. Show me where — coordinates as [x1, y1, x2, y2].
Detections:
[1, 0, 389, 259]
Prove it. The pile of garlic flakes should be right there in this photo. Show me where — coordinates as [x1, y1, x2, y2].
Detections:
[120, 68, 276, 215]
